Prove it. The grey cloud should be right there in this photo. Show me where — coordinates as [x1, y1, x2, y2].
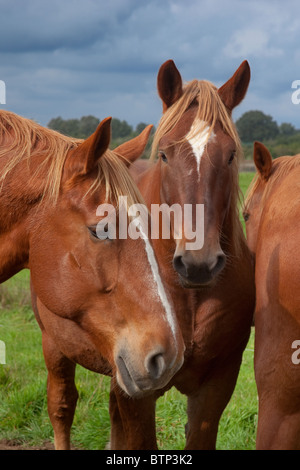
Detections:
[0, 0, 300, 129]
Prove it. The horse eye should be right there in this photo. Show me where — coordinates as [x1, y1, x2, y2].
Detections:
[159, 151, 168, 163]
[228, 151, 236, 165]
[243, 212, 250, 222]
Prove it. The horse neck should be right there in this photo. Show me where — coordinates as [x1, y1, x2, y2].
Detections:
[0, 154, 46, 227]
[222, 203, 253, 290]
[222, 200, 247, 258]
[0, 155, 46, 282]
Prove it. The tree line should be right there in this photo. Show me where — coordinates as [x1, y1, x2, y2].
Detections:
[48, 115, 155, 158]
[236, 110, 300, 159]
[48, 110, 300, 160]
[48, 115, 152, 147]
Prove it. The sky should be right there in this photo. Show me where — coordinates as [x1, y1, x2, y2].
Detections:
[0, 0, 300, 130]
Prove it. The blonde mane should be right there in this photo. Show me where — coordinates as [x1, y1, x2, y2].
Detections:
[0, 110, 144, 208]
[244, 154, 300, 211]
[151, 79, 242, 160]
[150, 79, 245, 256]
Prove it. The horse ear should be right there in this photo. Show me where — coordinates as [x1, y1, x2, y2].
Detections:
[218, 60, 250, 112]
[114, 125, 153, 166]
[157, 60, 183, 112]
[253, 141, 273, 180]
[66, 117, 111, 178]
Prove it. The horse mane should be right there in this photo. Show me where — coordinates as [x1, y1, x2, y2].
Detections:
[0, 110, 144, 208]
[244, 154, 300, 211]
[150, 79, 245, 256]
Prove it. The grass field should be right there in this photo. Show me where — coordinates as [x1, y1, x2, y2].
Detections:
[0, 173, 256, 450]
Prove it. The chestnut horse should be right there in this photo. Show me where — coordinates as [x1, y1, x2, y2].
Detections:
[0, 110, 185, 449]
[244, 142, 300, 449]
[108, 60, 255, 449]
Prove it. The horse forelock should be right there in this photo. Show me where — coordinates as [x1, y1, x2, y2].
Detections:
[151, 79, 242, 160]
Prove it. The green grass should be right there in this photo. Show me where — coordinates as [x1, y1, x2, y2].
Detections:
[0, 173, 257, 450]
[217, 333, 257, 450]
[0, 273, 112, 449]
[239, 172, 255, 196]
[0, 298, 256, 450]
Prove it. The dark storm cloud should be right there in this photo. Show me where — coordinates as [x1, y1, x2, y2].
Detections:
[0, 0, 136, 53]
[0, 0, 300, 128]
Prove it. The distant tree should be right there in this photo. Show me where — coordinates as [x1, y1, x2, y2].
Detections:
[111, 118, 133, 139]
[79, 115, 100, 137]
[47, 116, 70, 135]
[64, 119, 80, 137]
[48, 117, 64, 130]
[135, 122, 148, 134]
[236, 110, 279, 142]
[279, 122, 296, 136]
[48, 115, 141, 141]
[48, 115, 100, 138]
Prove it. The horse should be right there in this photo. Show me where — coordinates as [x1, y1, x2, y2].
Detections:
[0, 110, 185, 449]
[108, 60, 256, 449]
[244, 141, 300, 449]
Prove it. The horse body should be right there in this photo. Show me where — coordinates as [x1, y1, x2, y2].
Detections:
[109, 60, 255, 449]
[0, 111, 185, 449]
[244, 142, 300, 449]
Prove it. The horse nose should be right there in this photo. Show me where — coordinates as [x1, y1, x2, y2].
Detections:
[212, 253, 226, 274]
[173, 251, 226, 286]
[115, 344, 182, 397]
[173, 254, 187, 278]
[145, 350, 166, 380]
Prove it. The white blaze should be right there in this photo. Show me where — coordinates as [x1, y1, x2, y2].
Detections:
[132, 217, 177, 342]
[186, 120, 215, 181]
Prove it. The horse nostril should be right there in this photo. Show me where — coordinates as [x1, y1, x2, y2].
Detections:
[173, 255, 186, 277]
[213, 254, 226, 275]
[145, 352, 166, 380]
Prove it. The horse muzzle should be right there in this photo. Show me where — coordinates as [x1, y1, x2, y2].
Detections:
[115, 345, 184, 397]
[173, 250, 226, 288]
